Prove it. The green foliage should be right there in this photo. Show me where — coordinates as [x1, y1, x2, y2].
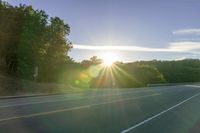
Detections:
[16, 5, 48, 79]
[83, 62, 165, 88]
[143, 59, 200, 83]
[38, 17, 72, 82]
[0, 2, 72, 81]
[81, 56, 103, 67]
[82, 59, 200, 88]
[124, 64, 166, 85]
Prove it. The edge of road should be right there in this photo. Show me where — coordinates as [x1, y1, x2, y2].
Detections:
[1, 84, 199, 99]
[147, 82, 200, 87]
[0, 92, 67, 99]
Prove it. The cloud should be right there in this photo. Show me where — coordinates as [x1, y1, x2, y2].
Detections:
[168, 41, 200, 51]
[173, 28, 200, 35]
[73, 44, 174, 52]
[73, 41, 200, 54]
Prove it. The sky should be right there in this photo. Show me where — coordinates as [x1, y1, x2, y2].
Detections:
[5, 0, 200, 62]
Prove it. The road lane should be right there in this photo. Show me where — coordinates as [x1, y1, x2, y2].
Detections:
[0, 85, 190, 107]
[121, 91, 200, 133]
[0, 85, 197, 109]
[129, 87, 200, 133]
[0, 85, 199, 133]
[0, 85, 197, 120]
[0, 93, 160, 122]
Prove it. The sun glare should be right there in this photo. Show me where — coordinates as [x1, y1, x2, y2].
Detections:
[101, 52, 118, 67]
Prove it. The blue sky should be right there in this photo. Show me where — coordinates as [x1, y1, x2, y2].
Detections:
[5, 0, 200, 62]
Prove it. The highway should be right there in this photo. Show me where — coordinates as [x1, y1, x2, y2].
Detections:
[0, 85, 200, 133]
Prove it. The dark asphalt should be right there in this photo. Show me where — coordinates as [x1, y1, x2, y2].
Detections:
[0, 85, 200, 133]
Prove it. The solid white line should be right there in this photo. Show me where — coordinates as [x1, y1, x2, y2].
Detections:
[0, 105, 92, 122]
[121, 91, 200, 133]
[0, 85, 196, 108]
[0, 87, 171, 108]
[184, 85, 200, 88]
[0, 93, 160, 122]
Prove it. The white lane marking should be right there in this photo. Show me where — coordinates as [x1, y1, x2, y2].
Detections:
[0, 93, 160, 122]
[0, 87, 170, 108]
[0, 86, 192, 108]
[184, 85, 200, 88]
[121, 91, 200, 133]
[0, 105, 91, 122]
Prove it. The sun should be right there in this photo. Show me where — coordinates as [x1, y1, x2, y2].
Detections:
[101, 52, 118, 67]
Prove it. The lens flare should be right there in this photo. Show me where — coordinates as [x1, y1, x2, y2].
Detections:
[101, 52, 118, 67]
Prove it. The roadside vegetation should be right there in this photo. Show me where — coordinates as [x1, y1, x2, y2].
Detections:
[1, 1, 200, 95]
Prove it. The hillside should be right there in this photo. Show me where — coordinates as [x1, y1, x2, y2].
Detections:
[0, 74, 76, 96]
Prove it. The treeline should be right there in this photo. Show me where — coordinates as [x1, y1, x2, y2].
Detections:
[139, 59, 200, 83]
[90, 62, 166, 88]
[70, 58, 200, 88]
[62, 57, 166, 88]
[0, 1, 73, 82]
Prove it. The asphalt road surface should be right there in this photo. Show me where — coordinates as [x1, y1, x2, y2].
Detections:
[0, 85, 200, 133]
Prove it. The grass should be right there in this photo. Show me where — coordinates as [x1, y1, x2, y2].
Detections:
[0, 74, 87, 96]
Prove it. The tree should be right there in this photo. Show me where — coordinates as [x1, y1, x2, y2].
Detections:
[0, 2, 72, 82]
[16, 5, 48, 79]
[81, 56, 102, 68]
[38, 17, 72, 82]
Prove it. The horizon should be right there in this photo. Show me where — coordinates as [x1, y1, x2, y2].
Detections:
[5, 0, 200, 62]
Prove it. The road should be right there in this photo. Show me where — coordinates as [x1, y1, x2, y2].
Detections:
[0, 85, 200, 133]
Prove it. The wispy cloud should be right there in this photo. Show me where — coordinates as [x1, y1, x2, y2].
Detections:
[168, 41, 200, 51]
[73, 44, 172, 52]
[173, 28, 200, 35]
[73, 42, 200, 54]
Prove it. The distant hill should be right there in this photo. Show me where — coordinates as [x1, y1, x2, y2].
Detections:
[137, 59, 200, 83]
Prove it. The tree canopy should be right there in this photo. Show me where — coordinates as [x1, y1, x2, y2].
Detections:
[0, 1, 72, 81]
